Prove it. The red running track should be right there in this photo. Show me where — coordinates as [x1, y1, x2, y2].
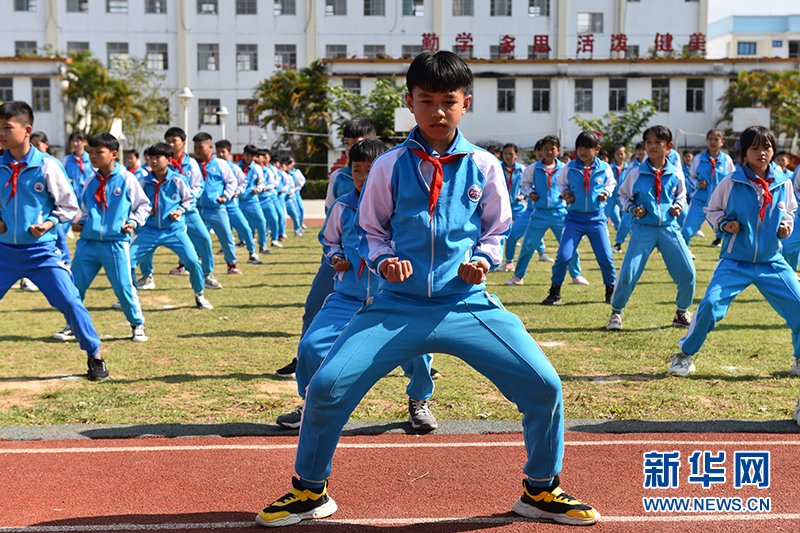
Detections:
[0, 432, 797, 532]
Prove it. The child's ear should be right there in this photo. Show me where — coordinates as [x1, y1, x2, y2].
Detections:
[668, 141, 675, 151]
[462, 94, 473, 114]
[404, 92, 414, 112]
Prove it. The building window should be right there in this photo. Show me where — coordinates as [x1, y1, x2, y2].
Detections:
[686, 78, 704, 112]
[237, 44, 258, 71]
[236, 0, 257, 14]
[342, 78, 361, 94]
[32, 79, 50, 112]
[15, 41, 38, 57]
[527, 45, 549, 60]
[790, 41, 800, 58]
[274, 0, 296, 15]
[490, 45, 513, 60]
[491, 0, 512, 16]
[497, 79, 515, 112]
[275, 44, 297, 68]
[577, 12, 603, 33]
[0, 79, 13, 103]
[626, 45, 639, 58]
[532, 79, 550, 112]
[651, 79, 670, 112]
[325, 0, 346, 15]
[528, 0, 549, 17]
[198, 43, 219, 71]
[199, 98, 221, 126]
[145, 0, 166, 13]
[14, 0, 37, 11]
[609, 79, 627, 112]
[575, 79, 593, 113]
[364, 0, 385, 16]
[67, 0, 89, 12]
[403, 0, 424, 16]
[107, 42, 129, 68]
[326, 45, 348, 59]
[145, 43, 168, 70]
[452, 0, 473, 16]
[106, 0, 128, 13]
[453, 45, 474, 59]
[737, 42, 757, 56]
[402, 45, 423, 59]
[237, 99, 257, 125]
[364, 44, 386, 59]
[772, 40, 783, 48]
[197, 0, 217, 14]
[67, 41, 90, 53]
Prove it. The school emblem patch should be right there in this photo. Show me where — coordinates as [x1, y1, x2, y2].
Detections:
[596, 177, 603, 185]
[113, 187, 122, 196]
[777, 201, 786, 211]
[185, 170, 191, 177]
[33, 182, 45, 192]
[467, 185, 483, 202]
[172, 194, 179, 200]
[671, 187, 677, 195]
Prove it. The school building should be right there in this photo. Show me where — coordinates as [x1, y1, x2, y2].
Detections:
[707, 15, 800, 59]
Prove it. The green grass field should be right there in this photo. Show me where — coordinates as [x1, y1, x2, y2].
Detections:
[0, 227, 797, 426]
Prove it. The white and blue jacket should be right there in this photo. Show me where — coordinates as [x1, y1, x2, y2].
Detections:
[325, 166, 354, 212]
[618, 158, 686, 227]
[63, 151, 93, 199]
[127, 165, 149, 181]
[239, 161, 263, 204]
[257, 164, 279, 202]
[556, 157, 616, 214]
[705, 163, 796, 263]
[139, 169, 194, 232]
[503, 162, 526, 217]
[356, 127, 510, 299]
[196, 156, 237, 210]
[521, 159, 566, 211]
[168, 152, 203, 211]
[0, 148, 79, 245]
[688, 150, 735, 205]
[321, 191, 374, 301]
[77, 162, 151, 242]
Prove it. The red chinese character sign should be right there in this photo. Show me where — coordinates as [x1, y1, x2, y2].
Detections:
[454, 32, 473, 53]
[532, 35, 551, 55]
[499, 34, 516, 56]
[577, 34, 594, 57]
[688, 32, 706, 54]
[610, 33, 627, 54]
[421, 33, 440, 52]
[654, 33, 674, 53]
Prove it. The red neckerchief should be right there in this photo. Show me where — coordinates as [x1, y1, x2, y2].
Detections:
[198, 159, 209, 180]
[409, 149, 467, 220]
[542, 165, 557, 189]
[582, 165, 594, 193]
[358, 259, 366, 279]
[153, 178, 166, 214]
[75, 154, 85, 174]
[94, 172, 111, 209]
[613, 163, 626, 181]
[170, 152, 184, 172]
[708, 155, 718, 180]
[745, 167, 774, 221]
[127, 165, 139, 174]
[653, 168, 664, 201]
[505, 166, 515, 191]
[5, 162, 27, 205]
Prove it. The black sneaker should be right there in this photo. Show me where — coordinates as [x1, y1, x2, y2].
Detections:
[276, 358, 297, 379]
[541, 285, 562, 306]
[430, 367, 442, 379]
[612, 243, 623, 254]
[673, 310, 692, 328]
[255, 476, 338, 527]
[512, 476, 599, 526]
[711, 237, 722, 247]
[276, 406, 303, 429]
[604, 285, 614, 305]
[87, 357, 109, 381]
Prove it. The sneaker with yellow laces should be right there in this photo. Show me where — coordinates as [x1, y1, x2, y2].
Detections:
[512, 476, 599, 526]
[256, 477, 337, 527]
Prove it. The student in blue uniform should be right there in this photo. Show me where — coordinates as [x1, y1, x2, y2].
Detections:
[215, 141, 258, 263]
[782, 167, 800, 272]
[130, 143, 214, 311]
[500, 143, 527, 271]
[505, 135, 585, 286]
[255, 51, 599, 528]
[70, 133, 152, 342]
[541, 130, 616, 306]
[256, 149, 281, 250]
[668, 126, 800, 377]
[612, 142, 645, 254]
[287, 156, 306, 230]
[275, 139, 437, 432]
[125, 149, 149, 181]
[0, 101, 108, 381]
[63, 131, 93, 202]
[606, 126, 695, 331]
[279, 157, 303, 237]
[606, 144, 627, 230]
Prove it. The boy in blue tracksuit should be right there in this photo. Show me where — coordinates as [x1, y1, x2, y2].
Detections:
[500, 143, 527, 271]
[606, 126, 696, 331]
[0, 101, 107, 381]
[682, 129, 735, 247]
[130, 142, 214, 311]
[71, 133, 152, 342]
[606, 144, 627, 230]
[541, 131, 616, 306]
[280, 157, 303, 236]
[505, 135, 584, 286]
[256, 51, 598, 528]
[275, 139, 437, 432]
[63, 131, 93, 203]
[613, 143, 645, 253]
[225, 143, 268, 258]
[214, 140, 257, 258]
[125, 149, 149, 181]
[287, 157, 306, 229]
[256, 149, 281, 250]
[668, 126, 800, 377]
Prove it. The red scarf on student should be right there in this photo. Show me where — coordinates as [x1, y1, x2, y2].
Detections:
[583, 165, 593, 192]
[653, 168, 664, 201]
[745, 169, 773, 221]
[505, 166, 515, 191]
[94, 173, 110, 209]
[5, 162, 26, 205]
[543, 166, 557, 189]
[409, 149, 466, 220]
[170, 152, 184, 172]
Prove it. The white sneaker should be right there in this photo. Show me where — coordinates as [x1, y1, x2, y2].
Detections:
[137, 274, 155, 290]
[195, 293, 214, 310]
[793, 392, 800, 427]
[204, 274, 223, 289]
[504, 276, 524, 286]
[271, 241, 283, 248]
[53, 325, 74, 341]
[111, 301, 122, 311]
[606, 313, 622, 331]
[131, 324, 148, 342]
[20, 278, 39, 292]
[696, 230, 705, 238]
[538, 253, 555, 263]
[790, 359, 800, 377]
[667, 354, 696, 377]
[501, 262, 514, 272]
[247, 252, 263, 265]
[572, 275, 590, 286]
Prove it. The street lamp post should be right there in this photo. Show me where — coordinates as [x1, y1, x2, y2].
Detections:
[216, 106, 230, 140]
[178, 86, 194, 132]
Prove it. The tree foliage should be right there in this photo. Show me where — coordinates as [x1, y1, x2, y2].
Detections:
[329, 78, 406, 138]
[252, 60, 331, 179]
[572, 99, 657, 152]
[718, 70, 800, 138]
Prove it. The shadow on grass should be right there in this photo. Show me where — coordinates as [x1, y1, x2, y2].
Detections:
[177, 330, 297, 339]
[0, 335, 63, 342]
[0, 374, 80, 383]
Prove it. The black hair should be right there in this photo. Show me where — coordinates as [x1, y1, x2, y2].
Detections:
[279, 156, 293, 165]
[614, 144, 626, 152]
[540, 135, 560, 149]
[88, 132, 120, 152]
[533, 139, 543, 152]
[215, 139, 232, 151]
[342, 117, 376, 139]
[706, 128, 724, 140]
[148, 142, 173, 159]
[502, 143, 518, 154]
[261, 148, 271, 156]
[738, 126, 777, 165]
[128, 149, 140, 159]
[775, 150, 789, 159]
[485, 144, 500, 154]
[349, 139, 387, 165]
[635, 142, 645, 151]
[243, 144, 260, 156]
[192, 132, 213, 143]
[143, 146, 152, 157]
[575, 130, 601, 149]
[164, 126, 187, 141]
[68, 130, 86, 143]
[643, 125, 673, 144]
[406, 50, 473, 97]
[598, 148, 609, 158]
[30, 130, 48, 144]
[0, 101, 34, 126]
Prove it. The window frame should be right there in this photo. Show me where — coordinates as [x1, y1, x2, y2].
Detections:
[574, 79, 593, 113]
[497, 78, 516, 113]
